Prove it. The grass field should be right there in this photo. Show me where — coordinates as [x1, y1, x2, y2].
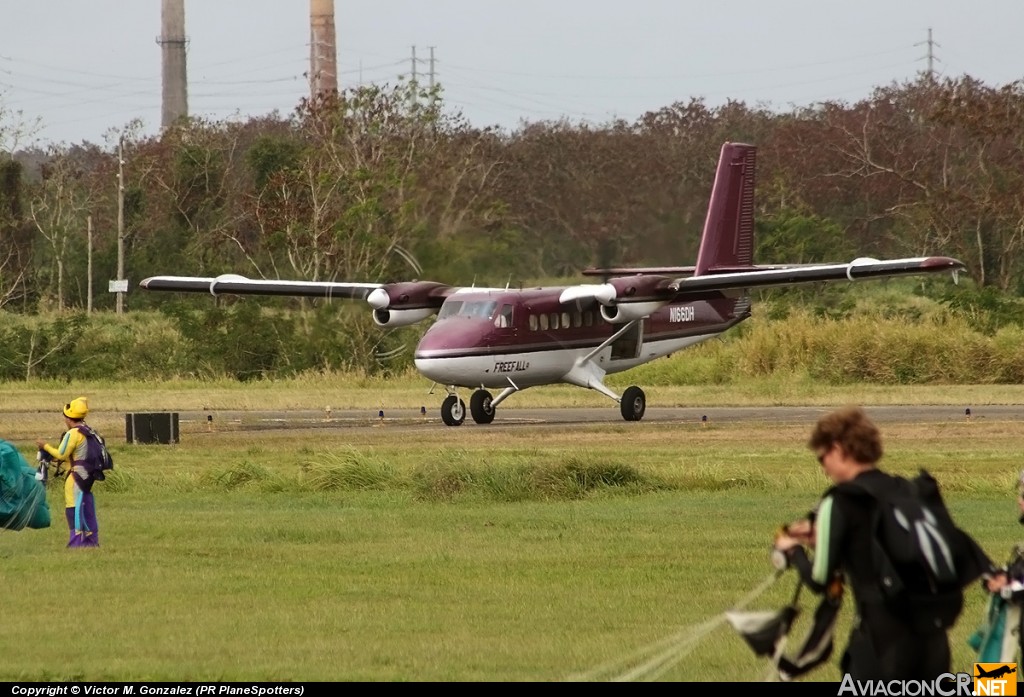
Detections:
[1, 379, 1023, 681]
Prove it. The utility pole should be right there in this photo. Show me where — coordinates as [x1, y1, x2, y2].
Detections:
[310, 0, 338, 98]
[87, 216, 93, 314]
[116, 137, 125, 315]
[158, 0, 189, 130]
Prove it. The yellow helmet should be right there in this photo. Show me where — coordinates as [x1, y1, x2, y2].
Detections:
[62, 397, 89, 420]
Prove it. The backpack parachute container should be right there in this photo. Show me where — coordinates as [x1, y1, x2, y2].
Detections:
[842, 469, 985, 632]
[0, 439, 51, 531]
[71, 424, 113, 492]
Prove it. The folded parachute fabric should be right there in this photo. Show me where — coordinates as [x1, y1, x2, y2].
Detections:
[0, 439, 51, 530]
[969, 593, 1021, 664]
[777, 592, 842, 680]
[726, 606, 799, 657]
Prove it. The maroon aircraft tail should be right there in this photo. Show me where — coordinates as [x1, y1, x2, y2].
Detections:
[693, 142, 757, 276]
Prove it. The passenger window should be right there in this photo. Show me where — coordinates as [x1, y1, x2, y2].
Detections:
[549, 313, 559, 329]
[539, 314, 549, 331]
[561, 311, 570, 328]
[529, 314, 538, 331]
[573, 311, 582, 328]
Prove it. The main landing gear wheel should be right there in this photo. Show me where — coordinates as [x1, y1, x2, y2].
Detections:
[441, 395, 466, 426]
[470, 389, 496, 424]
[620, 385, 646, 422]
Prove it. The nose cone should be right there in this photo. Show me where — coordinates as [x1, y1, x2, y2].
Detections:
[414, 318, 494, 384]
[411, 319, 483, 382]
[415, 318, 491, 358]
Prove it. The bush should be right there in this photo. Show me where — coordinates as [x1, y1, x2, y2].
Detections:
[3, 288, 1022, 386]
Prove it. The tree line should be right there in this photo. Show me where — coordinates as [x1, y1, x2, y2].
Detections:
[1, 74, 1023, 318]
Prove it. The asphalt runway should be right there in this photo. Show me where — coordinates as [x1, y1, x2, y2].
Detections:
[175, 404, 1022, 434]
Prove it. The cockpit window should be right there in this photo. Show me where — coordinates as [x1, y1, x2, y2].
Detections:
[495, 304, 513, 328]
[437, 300, 464, 320]
[437, 299, 498, 321]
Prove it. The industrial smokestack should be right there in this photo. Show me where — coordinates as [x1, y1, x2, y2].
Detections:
[310, 0, 338, 98]
[159, 0, 189, 129]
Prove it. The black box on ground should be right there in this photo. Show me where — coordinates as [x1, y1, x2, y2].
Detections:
[125, 412, 179, 444]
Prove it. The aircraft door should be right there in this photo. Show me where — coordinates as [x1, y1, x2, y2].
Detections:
[610, 320, 642, 360]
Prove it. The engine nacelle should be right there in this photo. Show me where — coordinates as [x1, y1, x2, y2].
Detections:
[372, 307, 436, 327]
[599, 301, 665, 324]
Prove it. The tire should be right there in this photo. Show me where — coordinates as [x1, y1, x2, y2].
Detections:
[470, 389, 496, 424]
[620, 385, 646, 422]
[441, 395, 466, 426]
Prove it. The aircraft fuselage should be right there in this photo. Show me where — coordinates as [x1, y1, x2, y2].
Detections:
[413, 287, 749, 389]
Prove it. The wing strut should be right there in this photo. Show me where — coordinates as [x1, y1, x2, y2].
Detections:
[488, 382, 520, 410]
[577, 320, 640, 365]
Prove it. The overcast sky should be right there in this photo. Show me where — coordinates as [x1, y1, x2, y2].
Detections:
[2, 1, 1022, 148]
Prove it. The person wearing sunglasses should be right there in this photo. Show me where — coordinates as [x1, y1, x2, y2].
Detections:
[773, 406, 1002, 681]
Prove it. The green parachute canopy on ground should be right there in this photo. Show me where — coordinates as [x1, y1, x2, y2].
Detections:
[0, 439, 51, 530]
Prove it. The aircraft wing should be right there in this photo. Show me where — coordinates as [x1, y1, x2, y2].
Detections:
[668, 256, 965, 298]
[559, 256, 965, 322]
[138, 274, 384, 301]
[139, 275, 458, 328]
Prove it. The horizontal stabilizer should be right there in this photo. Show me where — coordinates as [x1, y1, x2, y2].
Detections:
[582, 266, 698, 278]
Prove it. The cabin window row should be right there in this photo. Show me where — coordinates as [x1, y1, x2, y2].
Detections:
[527, 310, 597, 331]
[436, 300, 598, 331]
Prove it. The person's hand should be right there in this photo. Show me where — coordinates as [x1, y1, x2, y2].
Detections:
[35, 439, 46, 449]
[987, 572, 1009, 594]
[786, 519, 814, 540]
[774, 530, 801, 552]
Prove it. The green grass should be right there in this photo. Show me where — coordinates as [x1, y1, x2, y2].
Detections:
[3, 395, 1023, 682]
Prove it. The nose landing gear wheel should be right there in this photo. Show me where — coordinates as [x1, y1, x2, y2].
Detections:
[470, 389, 496, 424]
[441, 395, 466, 426]
[620, 385, 646, 422]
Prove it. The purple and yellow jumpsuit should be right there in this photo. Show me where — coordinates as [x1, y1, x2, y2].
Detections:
[41, 427, 99, 548]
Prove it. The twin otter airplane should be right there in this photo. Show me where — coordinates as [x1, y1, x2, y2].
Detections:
[140, 142, 965, 426]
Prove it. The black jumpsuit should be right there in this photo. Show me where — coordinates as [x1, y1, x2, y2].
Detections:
[787, 469, 990, 680]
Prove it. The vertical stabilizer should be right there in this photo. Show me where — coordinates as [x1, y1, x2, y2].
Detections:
[694, 143, 756, 276]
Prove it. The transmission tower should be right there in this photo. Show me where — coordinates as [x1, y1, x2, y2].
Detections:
[409, 45, 438, 105]
[915, 27, 942, 82]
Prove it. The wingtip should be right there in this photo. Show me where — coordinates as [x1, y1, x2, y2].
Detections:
[923, 256, 968, 271]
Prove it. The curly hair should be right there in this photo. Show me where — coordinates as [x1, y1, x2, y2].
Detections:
[807, 406, 882, 465]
